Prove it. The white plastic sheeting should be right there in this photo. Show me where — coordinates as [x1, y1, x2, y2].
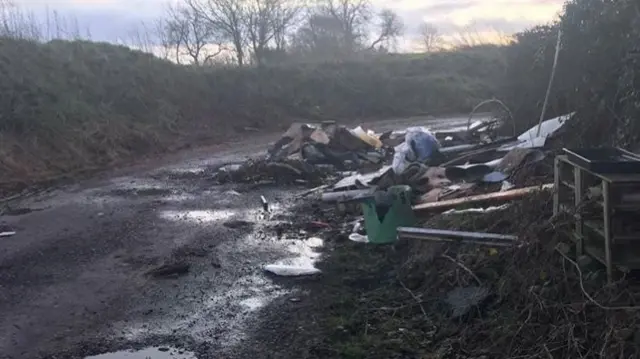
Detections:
[498, 112, 575, 151]
[263, 264, 321, 276]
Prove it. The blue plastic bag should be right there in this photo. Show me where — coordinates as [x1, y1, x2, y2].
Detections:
[405, 128, 440, 162]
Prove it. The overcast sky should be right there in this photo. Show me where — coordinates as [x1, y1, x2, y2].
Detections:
[15, 0, 564, 45]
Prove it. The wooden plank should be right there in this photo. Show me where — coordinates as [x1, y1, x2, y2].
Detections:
[413, 183, 554, 213]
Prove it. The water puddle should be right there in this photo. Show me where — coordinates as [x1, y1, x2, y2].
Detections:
[85, 347, 196, 359]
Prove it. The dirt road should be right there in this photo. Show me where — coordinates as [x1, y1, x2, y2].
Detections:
[0, 115, 477, 359]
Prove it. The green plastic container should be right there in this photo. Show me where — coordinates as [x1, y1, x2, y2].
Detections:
[361, 185, 417, 244]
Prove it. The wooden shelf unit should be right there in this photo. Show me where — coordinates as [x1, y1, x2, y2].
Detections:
[553, 155, 640, 283]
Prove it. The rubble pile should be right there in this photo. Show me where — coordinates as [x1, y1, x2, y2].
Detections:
[213, 113, 574, 220]
[223, 110, 640, 357]
[212, 158, 335, 186]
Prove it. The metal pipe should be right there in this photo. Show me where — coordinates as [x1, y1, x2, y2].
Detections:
[398, 233, 515, 247]
[397, 227, 517, 244]
[536, 28, 563, 137]
[321, 189, 375, 203]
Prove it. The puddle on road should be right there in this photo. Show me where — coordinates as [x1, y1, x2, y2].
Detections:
[85, 347, 196, 359]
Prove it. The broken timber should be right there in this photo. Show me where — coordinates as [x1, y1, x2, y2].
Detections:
[412, 183, 554, 213]
[397, 227, 518, 247]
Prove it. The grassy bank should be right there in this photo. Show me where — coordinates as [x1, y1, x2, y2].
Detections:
[0, 38, 506, 192]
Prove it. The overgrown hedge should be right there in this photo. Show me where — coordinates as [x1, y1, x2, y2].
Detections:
[0, 38, 505, 187]
[502, 0, 640, 146]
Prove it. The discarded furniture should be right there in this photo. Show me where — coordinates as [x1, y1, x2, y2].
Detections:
[397, 227, 518, 247]
[553, 151, 640, 283]
[362, 185, 417, 244]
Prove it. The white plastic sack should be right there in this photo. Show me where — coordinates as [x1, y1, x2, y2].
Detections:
[263, 264, 321, 276]
[348, 233, 369, 243]
[392, 142, 412, 174]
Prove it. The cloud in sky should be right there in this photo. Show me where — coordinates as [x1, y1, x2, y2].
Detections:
[13, 0, 564, 44]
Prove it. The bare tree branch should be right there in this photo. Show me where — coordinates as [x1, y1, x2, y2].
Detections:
[319, 0, 371, 52]
[418, 22, 442, 52]
[161, 3, 225, 66]
[186, 0, 247, 66]
[246, 0, 303, 65]
[369, 8, 403, 50]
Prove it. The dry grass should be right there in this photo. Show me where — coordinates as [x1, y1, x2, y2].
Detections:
[377, 193, 640, 358]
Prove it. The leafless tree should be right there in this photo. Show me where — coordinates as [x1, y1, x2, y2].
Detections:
[272, 0, 303, 50]
[246, 0, 302, 65]
[418, 22, 442, 52]
[290, 1, 403, 61]
[153, 18, 176, 61]
[317, 0, 371, 52]
[186, 0, 247, 66]
[163, 3, 224, 66]
[369, 9, 403, 50]
[290, 13, 345, 60]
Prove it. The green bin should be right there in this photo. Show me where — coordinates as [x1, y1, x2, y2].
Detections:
[361, 185, 417, 244]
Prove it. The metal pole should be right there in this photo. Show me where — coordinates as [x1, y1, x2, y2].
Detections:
[536, 28, 563, 137]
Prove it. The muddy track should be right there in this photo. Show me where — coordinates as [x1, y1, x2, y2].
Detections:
[0, 115, 476, 359]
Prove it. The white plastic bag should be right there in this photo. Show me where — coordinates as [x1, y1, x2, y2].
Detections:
[263, 264, 321, 276]
[392, 142, 412, 174]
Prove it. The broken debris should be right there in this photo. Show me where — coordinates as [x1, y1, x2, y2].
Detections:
[263, 264, 321, 277]
[397, 227, 518, 247]
[445, 286, 491, 319]
[223, 220, 255, 230]
[146, 262, 191, 278]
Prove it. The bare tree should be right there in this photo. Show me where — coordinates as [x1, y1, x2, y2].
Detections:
[318, 0, 371, 52]
[369, 9, 403, 50]
[290, 13, 345, 60]
[418, 22, 441, 52]
[246, 0, 303, 65]
[291, 1, 403, 61]
[163, 3, 225, 66]
[186, 0, 247, 66]
[272, 0, 302, 50]
[153, 17, 176, 61]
